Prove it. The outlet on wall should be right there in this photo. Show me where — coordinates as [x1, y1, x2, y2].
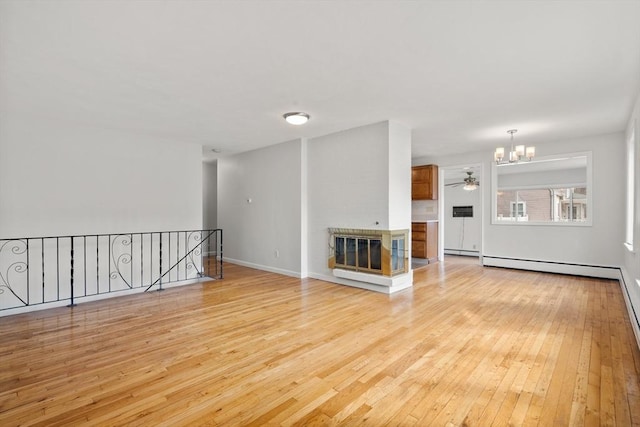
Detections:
[274, 249, 280, 258]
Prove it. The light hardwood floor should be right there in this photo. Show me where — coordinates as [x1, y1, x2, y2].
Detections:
[1, 261, 639, 426]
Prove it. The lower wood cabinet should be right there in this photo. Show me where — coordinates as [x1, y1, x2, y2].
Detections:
[412, 222, 438, 262]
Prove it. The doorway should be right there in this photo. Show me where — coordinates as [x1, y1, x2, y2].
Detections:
[440, 164, 483, 264]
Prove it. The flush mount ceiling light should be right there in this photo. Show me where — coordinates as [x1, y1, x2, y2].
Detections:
[283, 112, 310, 125]
[494, 129, 535, 164]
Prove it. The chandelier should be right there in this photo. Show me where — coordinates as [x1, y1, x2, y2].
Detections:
[494, 129, 535, 163]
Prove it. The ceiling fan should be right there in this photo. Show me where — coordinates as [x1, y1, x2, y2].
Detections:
[445, 171, 479, 191]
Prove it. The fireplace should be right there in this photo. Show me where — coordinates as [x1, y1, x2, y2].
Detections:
[328, 228, 409, 277]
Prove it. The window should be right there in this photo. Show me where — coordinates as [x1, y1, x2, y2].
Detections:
[510, 201, 526, 218]
[625, 128, 635, 251]
[497, 187, 586, 223]
[493, 153, 592, 226]
[556, 188, 588, 221]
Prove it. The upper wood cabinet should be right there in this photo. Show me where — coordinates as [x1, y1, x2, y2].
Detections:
[412, 164, 438, 200]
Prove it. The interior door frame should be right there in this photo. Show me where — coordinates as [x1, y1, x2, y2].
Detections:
[438, 162, 484, 264]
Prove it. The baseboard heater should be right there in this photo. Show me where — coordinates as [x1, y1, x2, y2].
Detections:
[482, 255, 620, 280]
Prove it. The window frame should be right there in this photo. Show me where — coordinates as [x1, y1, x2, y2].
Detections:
[625, 120, 637, 253]
[509, 201, 526, 219]
[491, 151, 592, 227]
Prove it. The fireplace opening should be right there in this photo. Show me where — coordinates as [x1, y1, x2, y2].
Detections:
[335, 236, 382, 272]
[329, 228, 408, 277]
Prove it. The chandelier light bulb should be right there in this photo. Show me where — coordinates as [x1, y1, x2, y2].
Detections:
[526, 146, 536, 160]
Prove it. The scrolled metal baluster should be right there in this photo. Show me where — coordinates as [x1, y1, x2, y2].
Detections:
[186, 231, 203, 278]
[0, 239, 29, 307]
[109, 234, 132, 289]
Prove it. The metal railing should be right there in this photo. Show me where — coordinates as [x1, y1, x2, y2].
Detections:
[0, 229, 222, 313]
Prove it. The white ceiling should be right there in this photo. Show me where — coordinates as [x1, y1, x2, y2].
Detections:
[1, 1, 639, 161]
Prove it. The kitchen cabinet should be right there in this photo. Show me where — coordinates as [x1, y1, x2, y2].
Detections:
[412, 164, 438, 200]
[412, 221, 438, 262]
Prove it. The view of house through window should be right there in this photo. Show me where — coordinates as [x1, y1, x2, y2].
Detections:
[497, 187, 588, 222]
[493, 153, 591, 225]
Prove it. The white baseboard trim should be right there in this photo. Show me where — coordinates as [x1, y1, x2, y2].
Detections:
[223, 258, 303, 279]
[308, 271, 413, 294]
[619, 267, 640, 351]
[482, 256, 621, 279]
[444, 249, 480, 257]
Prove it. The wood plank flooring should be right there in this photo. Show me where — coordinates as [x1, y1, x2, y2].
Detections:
[1, 260, 639, 426]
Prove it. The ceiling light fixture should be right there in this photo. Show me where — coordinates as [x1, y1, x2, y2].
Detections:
[444, 170, 480, 191]
[283, 112, 310, 125]
[462, 171, 478, 191]
[494, 129, 535, 163]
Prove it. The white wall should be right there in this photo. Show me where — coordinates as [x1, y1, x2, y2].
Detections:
[307, 121, 412, 280]
[415, 132, 626, 267]
[0, 116, 202, 238]
[217, 139, 303, 277]
[486, 134, 624, 266]
[622, 90, 640, 346]
[217, 121, 412, 289]
[443, 184, 481, 252]
[387, 121, 412, 230]
[202, 161, 218, 230]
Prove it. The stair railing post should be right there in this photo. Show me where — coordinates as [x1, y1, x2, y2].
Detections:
[68, 237, 76, 307]
[158, 232, 163, 291]
[199, 230, 204, 278]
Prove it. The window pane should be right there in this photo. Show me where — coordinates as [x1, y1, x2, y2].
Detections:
[494, 154, 590, 226]
[626, 131, 635, 246]
[346, 238, 356, 266]
[357, 239, 369, 268]
[497, 187, 587, 223]
[392, 239, 398, 270]
[395, 238, 405, 271]
[335, 237, 345, 265]
[370, 239, 381, 270]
